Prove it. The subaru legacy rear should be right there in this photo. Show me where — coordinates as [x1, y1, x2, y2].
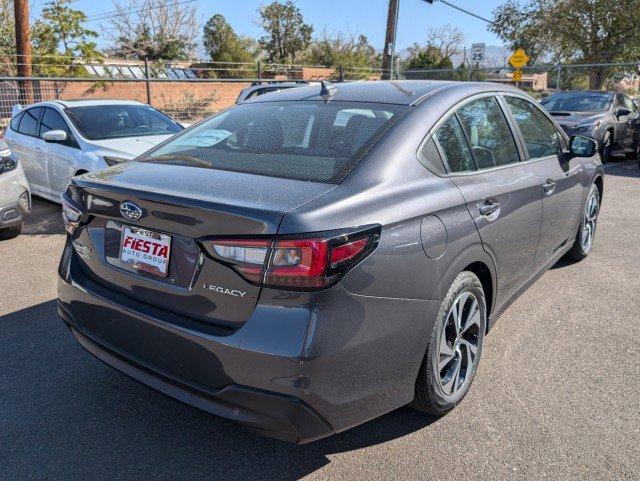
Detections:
[58, 81, 604, 443]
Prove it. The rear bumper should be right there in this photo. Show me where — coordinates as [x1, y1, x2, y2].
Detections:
[60, 309, 332, 443]
[58, 243, 440, 442]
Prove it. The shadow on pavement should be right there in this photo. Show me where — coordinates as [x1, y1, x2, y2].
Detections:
[22, 197, 64, 236]
[602, 160, 640, 179]
[1, 300, 436, 480]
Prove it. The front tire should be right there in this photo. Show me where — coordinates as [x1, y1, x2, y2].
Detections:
[412, 271, 487, 416]
[0, 222, 23, 240]
[565, 183, 600, 261]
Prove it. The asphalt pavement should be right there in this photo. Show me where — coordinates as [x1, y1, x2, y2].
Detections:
[1, 161, 639, 480]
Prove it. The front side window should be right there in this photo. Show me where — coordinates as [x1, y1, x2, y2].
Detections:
[434, 115, 474, 173]
[17, 107, 43, 137]
[505, 97, 562, 159]
[10, 112, 24, 132]
[66, 104, 183, 140]
[40, 108, 78, 148]
[456, 96, 520, 168]
[141, 101, 405, 183]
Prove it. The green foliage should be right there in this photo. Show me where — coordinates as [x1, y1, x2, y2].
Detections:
[301, 32, 378, 79]
[203, 14, 254, 64]
[491, 0, 640, 88]
[201, 14, 255, 77]
[31, 0, 101, 76]
[403, 44, 454, 71]
[258, 1, 313, 63]
[0, 0, 15, 75]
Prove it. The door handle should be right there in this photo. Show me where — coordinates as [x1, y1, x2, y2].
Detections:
[542, 180, 557, 195]
[478, 200, 500, 216]
[34, 147, 43, 153]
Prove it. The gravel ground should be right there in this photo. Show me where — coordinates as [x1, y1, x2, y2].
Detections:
[1, 161, 639, 480]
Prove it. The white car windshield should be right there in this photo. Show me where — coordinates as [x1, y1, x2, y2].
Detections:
[66, 105, 183, 140]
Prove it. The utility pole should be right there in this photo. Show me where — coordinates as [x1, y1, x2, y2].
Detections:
[13, 0, 33, 104]
[381, 0, 400, 80]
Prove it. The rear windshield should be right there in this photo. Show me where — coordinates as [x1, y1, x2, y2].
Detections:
[140, 101, 407, 183]
[66, 104, 183, 140]
[541, 93, 612, 113]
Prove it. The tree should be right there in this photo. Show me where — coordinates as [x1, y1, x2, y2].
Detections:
[0, 0, 15, 75]
[403, 44, 453, 73]
[107, 0, 199, 60]
[258, 1, 313, 63]
[30, 0, 101, 76]
[301, 32, 378, 78]
[425, 24, 466, 63]
[203, 14, 254, 64]
[491, 0, 640, 88]
[401, 24, 465, 76]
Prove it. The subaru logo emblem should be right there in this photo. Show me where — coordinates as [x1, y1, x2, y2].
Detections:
[120, 201, 143, 220]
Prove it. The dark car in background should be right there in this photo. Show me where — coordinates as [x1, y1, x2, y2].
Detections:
[541, 90, 640, 163]
[235, 81, 318, 103]
[58, 81, 604, 443]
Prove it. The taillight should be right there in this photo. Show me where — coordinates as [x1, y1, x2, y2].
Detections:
[210, 239, 269, 283]
[61, 193, 83, 234]
[208, 227, 379, 290]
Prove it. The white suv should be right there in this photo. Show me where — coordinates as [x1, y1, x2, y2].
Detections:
[4, 100, 183, 203]
[0, 140, 30, 239]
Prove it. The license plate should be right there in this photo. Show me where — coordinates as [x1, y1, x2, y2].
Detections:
[120, 226, 171, 277]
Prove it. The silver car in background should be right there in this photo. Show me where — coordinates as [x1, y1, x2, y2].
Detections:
[3, 100, 183, 203]
[0, 140, 30, 239]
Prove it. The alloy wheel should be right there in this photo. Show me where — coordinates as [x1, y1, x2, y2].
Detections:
[580, 190, 599, 253]
[437, 292, 482, 396]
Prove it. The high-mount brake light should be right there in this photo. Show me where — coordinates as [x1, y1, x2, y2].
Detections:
[208, 228, 379, 290]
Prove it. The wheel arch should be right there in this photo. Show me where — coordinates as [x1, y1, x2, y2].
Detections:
[593, 174, 604, 204]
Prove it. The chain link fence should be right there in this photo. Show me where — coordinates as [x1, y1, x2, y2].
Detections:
[2, 59, 639, 129]
[399, 62, 640, 99]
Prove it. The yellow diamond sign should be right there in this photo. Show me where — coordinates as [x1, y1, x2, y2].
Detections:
[508, 48, 530, 69]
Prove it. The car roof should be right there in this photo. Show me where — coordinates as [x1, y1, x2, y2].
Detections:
[29, 99, 146, 108]
[243, 80, 525, 106]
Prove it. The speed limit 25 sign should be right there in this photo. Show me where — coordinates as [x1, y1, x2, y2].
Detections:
[471, 43, 486, 64]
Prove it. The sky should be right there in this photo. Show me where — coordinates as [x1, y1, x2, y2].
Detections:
[28, 0, 506, 55]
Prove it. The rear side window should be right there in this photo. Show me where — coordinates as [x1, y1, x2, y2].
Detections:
[434, 115, 474, 173]
[17, 107, 43, 137]
[456, 97, 520, 168]
[505, 97, 562, 159]
[142, 101, 406, 183]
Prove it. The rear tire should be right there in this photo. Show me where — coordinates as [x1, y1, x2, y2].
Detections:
[412, 271, 487, 416]
[0, 222, 23, 240]
[565, 183, 600, 262]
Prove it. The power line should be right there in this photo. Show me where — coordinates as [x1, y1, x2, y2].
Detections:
[429, 0, 496, 26]
[85, 0, 197, 23]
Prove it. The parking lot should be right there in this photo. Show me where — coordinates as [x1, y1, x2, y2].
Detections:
[0, 161, 638, 480]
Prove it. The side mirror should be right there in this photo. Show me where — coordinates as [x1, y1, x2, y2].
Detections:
[42, 130, 67, 142]
[615, 106, 631, 118]
[569, 135, 597, 157]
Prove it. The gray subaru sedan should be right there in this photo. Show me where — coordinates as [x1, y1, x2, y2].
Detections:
[58, 81, 604, 443]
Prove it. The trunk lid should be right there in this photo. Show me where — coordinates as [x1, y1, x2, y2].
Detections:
[69, 162, 335, 327]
